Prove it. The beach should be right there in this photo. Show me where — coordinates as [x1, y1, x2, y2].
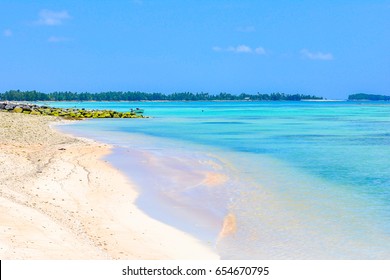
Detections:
[2, 101, 390, 260]
[0, 111, 218, 259]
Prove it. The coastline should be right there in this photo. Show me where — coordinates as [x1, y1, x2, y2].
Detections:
[0, 111, 218, 259]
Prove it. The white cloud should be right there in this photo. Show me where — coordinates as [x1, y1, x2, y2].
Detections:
[234, 45, 252, 53]
[213, 45, 266, 55]
[236, 26, 256, 33]
[301, 49, 333, 60]
[3, 29, 12, 37]
[255, 47, 266, 55]
[36, 9, 71, 26]
[48, 36, 70, 43]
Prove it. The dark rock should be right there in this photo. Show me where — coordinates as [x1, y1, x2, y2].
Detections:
[22, 105, 32, 111]
[0, 101, 146, 119]
[5, 104, 16, 110]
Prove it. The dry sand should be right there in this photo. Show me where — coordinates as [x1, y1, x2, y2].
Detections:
[0, 111, 218, 259]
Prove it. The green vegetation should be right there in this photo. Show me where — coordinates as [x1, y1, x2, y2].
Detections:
[0, 90, 323, 101]
[348, 93, 390, 101]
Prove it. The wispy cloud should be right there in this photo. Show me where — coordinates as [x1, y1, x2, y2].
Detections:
[301, 49, 333, 60]
[213, 45, 266, 55]
[3, 29, 12, 37]
[228, 45, 252, 53]
[36, 9, 71, 26]
[48, 36, 71, 43]
[255, 47, 266, 55]
[236, 26, 256, 33]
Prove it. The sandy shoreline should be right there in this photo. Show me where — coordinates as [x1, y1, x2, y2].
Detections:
[0, 111, 218, 259]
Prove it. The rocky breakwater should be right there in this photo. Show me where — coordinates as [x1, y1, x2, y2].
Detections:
[0, 102, 146, 120]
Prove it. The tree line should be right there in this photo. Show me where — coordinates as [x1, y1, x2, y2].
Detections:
[0, 90, 323, 102]
[348, 93, 390, 101]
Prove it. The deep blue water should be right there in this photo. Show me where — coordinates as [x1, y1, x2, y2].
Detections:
[52, 101, 390, 259]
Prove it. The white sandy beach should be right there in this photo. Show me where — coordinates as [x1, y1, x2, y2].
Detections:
[0, 111, 218, 259]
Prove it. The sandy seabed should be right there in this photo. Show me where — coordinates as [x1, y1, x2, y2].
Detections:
[0, 111, 218, 259]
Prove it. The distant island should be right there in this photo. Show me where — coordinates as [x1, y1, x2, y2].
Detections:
[0, 90, 323, 102]
[348, 93, 390, 101]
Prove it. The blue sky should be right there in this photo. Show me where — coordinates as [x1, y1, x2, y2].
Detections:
[0, 0, 389, 99]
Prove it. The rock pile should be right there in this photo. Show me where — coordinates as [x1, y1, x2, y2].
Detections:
[0, 102, 145, 120]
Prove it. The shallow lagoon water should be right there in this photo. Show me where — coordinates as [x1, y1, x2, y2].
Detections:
[54, 101, 390, 259]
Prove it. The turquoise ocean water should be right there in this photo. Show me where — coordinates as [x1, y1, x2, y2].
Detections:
[50, 101, 390, 259]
